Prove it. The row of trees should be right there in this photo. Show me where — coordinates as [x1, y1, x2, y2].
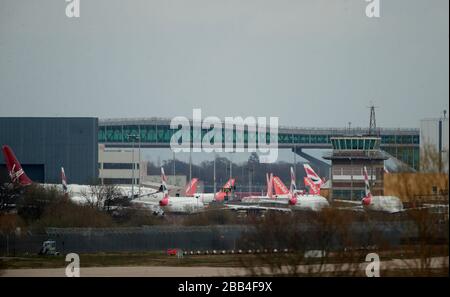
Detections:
[0, 183, 164, 234]
[237, 209, 449, 276]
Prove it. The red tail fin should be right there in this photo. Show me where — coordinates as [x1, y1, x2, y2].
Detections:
[2, 145, 33, 186]
[184, 178, 199, 196]
[220, 178, 235, 192]
[303, 164, 323, 186]
[304, 177, 320, 195]
[273, 176, 290, 195]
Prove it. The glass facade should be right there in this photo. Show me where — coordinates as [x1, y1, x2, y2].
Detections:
[102, 163, 140, 170]
[332, 189, 365, 201]
[330, 137, 380, 151]
[98, 124, 420, 170]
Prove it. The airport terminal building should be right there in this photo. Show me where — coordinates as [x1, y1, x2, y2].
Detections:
[0, 117, 98, 185]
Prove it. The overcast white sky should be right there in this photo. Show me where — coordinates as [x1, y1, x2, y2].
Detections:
[0, 0, 448, 130]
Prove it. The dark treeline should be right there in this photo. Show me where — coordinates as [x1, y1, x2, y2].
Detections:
[147, 153, 312, 192]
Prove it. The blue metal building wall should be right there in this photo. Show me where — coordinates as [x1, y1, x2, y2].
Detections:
[0, 118, 98, 184]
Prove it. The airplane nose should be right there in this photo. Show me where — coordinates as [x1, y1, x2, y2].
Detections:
[289, 197, 297, 205]
[159, 197, 169, 206]
[362, 197, 371, 206]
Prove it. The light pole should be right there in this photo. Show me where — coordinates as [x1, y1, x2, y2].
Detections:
[213, 152, 217, 197]
[127, 134, 139, 199]
[438, 110, 446, 173]
[293, 145, 297, 186]
[189, 150, 192, 181]
[137, 133, 142, 196]
[172, 151, 176, 182]
[248, 165, 253, 194]
[229, 155, 233, 180]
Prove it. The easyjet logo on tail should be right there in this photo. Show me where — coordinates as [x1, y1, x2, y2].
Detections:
[222, 178, 235, 191]
[273, 176, 289, 195]
[184, 178, 199, 196]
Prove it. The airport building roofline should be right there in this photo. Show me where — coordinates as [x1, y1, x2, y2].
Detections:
[323, 150, 389, 161]
[99, 118, 419, 135]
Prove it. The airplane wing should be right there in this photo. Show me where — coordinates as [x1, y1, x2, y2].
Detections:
[333, 199, 362, 205]
[140, 181, 185, 193]
[130, 199, 164, 215]
[224, 203, 292, 212]
[334, 205, 365, 212]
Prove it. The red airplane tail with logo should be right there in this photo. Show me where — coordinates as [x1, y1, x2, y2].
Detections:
[184, 178, 199, 196]
[215, 178, 236, 201]
[272, 176, 290, 196]
[221, 178, 235, 191]
[303, 164, 324, 186]
[304, 177, 320, 195]
[2, 145, 33, 187]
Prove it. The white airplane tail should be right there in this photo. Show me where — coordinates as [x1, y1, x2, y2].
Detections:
[61, 167, 68, 193]
[363, 166, 372, 198]
[160, 167, 169, 195]
[159, 167, 170, 206]
[290, 166, 297, 193]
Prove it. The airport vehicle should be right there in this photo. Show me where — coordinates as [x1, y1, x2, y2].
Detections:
[38, 240, 60, 256]
[361, 166, 404, 213]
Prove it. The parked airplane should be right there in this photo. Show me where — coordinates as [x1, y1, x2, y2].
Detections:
[157, 168, 204, 213]
[2, 145, 157, 205]
[236, 167, 329, 212]
[274, 167, 329, 211]
[240, 173, 279, 203]
[362, 166, 404, 213]
[193, 178, 236, 204]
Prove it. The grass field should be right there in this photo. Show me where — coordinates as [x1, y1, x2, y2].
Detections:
[1, 246, 448, 270]
[0, 252, 252, 270]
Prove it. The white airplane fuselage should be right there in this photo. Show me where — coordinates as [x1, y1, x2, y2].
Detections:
[194, 193, 216, 204]
[162, 196, 204, 214]
[42, 183, 159, 205]
[292, 195, 330, 212]
[363, 196, 404, 213]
